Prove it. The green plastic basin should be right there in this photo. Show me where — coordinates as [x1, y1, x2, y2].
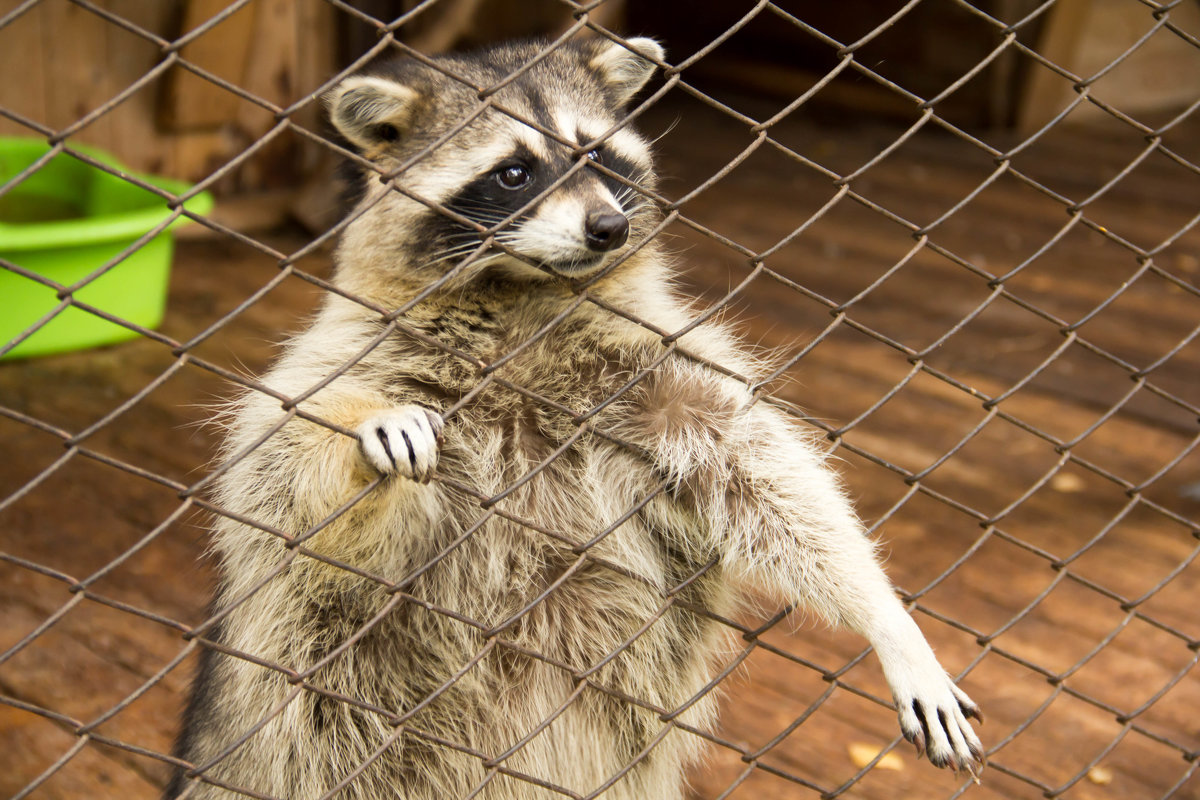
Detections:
[0, 137, 214, 359]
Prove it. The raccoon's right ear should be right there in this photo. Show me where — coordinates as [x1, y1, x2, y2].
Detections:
[326, 76, 420, 152]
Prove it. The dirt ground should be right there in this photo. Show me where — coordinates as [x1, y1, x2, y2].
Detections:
[2, 96, 1198, 799]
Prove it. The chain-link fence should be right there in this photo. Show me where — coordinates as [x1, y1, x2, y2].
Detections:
[2, 1, 1199, 799]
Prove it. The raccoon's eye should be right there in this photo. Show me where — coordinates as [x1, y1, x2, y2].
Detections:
[585, 149, 602, 163]
[494, 164, 532, 190]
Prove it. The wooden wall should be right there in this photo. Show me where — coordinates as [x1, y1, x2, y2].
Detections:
[0, 0, 337, 191]
[3, 0, 1196, 200]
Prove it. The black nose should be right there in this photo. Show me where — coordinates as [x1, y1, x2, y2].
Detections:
[584, 212, 629, 252]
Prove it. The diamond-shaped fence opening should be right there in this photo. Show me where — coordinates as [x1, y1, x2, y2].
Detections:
[1, 1, 1198, 799]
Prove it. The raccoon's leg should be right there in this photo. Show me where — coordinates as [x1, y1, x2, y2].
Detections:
[629, 381, 984, 774]
[176, 395, 451, 798]
[358, 405, 444, 482]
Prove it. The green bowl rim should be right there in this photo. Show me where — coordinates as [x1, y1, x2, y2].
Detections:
[0, 137, 214, 251]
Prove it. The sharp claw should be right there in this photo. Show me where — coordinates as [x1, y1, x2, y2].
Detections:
[426, 410, 445, 444]
[913, 700, 932, 761]
[375, 428, 397, 470]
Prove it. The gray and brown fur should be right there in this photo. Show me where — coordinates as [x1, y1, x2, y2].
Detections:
[167, 37, 983, 800]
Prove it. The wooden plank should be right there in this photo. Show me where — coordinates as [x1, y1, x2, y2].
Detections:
[39, 0, 114, 147]
[1067, 0, 1200, 120]
[1018, 0, 1200, 132]
[295, 0, 338, 110]
[99, 0, 175, 175]
[237, 0, 297, 131]
[0, 1, 48, 137]
[226, 0, 296, 189]
[160, 0, 257, 131]
[168, 128, 231, 185]
[233, 0, 339, 191]
[404, 0, 485, 53]
[1016, 0, 1092, 133]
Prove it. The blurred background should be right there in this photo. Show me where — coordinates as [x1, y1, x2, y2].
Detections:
[1, 1, 1198, 798]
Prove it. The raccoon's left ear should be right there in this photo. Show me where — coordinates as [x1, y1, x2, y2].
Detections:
[588, 37, 665, 106]
[326, 75, 421, 153]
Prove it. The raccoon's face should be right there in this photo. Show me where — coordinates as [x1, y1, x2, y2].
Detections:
[326, 38, 664, 282]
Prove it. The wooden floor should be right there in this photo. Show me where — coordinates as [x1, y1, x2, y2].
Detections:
[2, 95, 1198, 800]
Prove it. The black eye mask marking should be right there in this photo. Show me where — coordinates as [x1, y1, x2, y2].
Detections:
[410, 132, 651, 269]
[446, 144, 544, 229]
[575, 131, 643, 211]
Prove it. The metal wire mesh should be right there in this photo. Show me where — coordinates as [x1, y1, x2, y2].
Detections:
[1, 1, 1198, 798]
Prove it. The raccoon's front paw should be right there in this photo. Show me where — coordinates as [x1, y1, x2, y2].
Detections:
[893, 669, 985, 776]
[357, 406, 443, 482]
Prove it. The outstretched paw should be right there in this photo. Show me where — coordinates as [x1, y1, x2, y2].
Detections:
[895, 675, 985, 777]
[358, 406, 443, 482]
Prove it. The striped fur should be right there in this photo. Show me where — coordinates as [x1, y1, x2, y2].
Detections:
[167, 37, 982, 800]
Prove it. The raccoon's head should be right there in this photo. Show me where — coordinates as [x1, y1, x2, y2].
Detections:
[326, 37, 664, 283]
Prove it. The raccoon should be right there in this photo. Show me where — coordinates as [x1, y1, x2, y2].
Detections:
[166, 37, 984, 800]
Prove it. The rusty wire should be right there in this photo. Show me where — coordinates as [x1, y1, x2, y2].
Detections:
[1, 0, 1198, 799]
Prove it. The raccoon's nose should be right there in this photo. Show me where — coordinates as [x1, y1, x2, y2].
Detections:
[584, 212, 629, 252]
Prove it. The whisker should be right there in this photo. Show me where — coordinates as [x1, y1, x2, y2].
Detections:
[648, 117, 681, 146]
[421, 241, 497, 268]
[454, 211, 512, 222]
[452, 197, 513, 212]
[450, 200, 520, 218]
[445, 215, 511, 229]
